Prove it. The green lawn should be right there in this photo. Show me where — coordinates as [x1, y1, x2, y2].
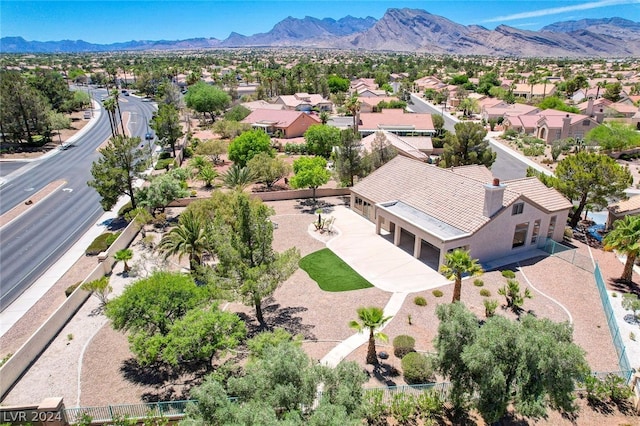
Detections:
[298, 248, 374, 292]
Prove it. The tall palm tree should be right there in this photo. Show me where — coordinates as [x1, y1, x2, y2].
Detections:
[114, 248, 133, 273]
[222, 164, 255, 192]
[344, 94, 361, 133]
[349, 306, 392, 365]
[103, 98, 118, 138]
[158, 210, 211, 272]
[440, 249, 484, 303]
[604, 215, 640, 283]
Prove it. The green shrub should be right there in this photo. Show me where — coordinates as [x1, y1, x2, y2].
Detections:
[85, 231, 121, 255]
[484, 299, 499, 317]
[183, 146, 194, 158]
[389, 392, 416, 424]
[118, 201, 133, 217]
[473, 279, 484, 287]
[416, 390, 444, 422]
[155, 158, 174, 170]
[401, 352, 434, 385]
[393, 335, 416, 359]
[65, 281, 82, 297]
[432, 289, 443, 298]
[414, 296, 427, 306]
[480, 289, 491, 297]
[501, 270, 516, 279]
[159, 152, 171, 160]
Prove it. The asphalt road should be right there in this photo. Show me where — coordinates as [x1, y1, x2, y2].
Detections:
[0, 91, 156, 311]
[409, 93, 528, 181]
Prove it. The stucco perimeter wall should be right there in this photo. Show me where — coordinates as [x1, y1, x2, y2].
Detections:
[168, 188, 351, 207]
[0, 221, 141, 400]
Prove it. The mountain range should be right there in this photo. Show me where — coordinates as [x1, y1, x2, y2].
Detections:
[2, 8, 639, 57]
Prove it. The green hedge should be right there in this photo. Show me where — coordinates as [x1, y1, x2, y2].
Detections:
[85, 231, 121, 256]
[393, 335, 416, 359]
[155, 158, 174, 170]
[401, 352, 434, 385]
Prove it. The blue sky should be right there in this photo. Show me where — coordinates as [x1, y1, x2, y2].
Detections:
[1, 0, 639, 44]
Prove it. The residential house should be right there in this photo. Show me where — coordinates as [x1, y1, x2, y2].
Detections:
[274, 93, 333, 112]
[482, 102, 539, 122]
[350, 78, 377, 93]
[512, 83, 556, 101]
[607, 195, 640, 230]
[241, 100, 285, 111]
[357, 88, 388, 98]
[241, 109, 321, 138]
[414, 76, 446, 92]
[606, 102, 639, 119]
[357, 109, 435, 137]
[535, 110, 602, 143]
[360, 130, 433, 162]
[358, 96, 402, 113]
[350, 156, 571, 268]
[577, 98, 612, 116]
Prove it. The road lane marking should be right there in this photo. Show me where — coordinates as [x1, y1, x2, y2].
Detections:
[0, 180, 67, 230]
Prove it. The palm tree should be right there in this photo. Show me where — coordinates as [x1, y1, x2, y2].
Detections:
[349, 306, 392, 365]
[604, 215, 640, 283]
[114, 248, 133, 273]
[198, 164, 219, 188]
[158, 210, 211, 272]
[440, 249, 484, 303]
[344, 94, 361, 133]
[222, 164, 255, 191]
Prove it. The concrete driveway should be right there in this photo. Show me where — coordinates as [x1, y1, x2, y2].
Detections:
[325, 206, 451, 293]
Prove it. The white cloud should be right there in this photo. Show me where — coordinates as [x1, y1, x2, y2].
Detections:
[483, 0, 639, 23]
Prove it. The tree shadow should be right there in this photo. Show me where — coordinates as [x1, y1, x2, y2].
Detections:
[608, 278, 640, 297]
[238, 299, 316, 341]
[294, 198, 338, 215]
[370, 362, 399, 387]
[121, 357, 209, 402]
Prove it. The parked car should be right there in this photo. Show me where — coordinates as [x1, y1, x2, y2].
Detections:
[145, 132, 154, 140]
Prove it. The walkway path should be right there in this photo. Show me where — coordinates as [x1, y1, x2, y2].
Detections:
[319, 206, 451, 367]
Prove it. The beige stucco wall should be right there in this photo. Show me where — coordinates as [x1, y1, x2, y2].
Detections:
[282, 115, 318, 138]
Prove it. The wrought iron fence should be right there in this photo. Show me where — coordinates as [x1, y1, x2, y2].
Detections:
[362, 382, 452, 403]
[593, 264, 633, 380]
[64, 399, 194, 424]
[541, 239, 595, 272]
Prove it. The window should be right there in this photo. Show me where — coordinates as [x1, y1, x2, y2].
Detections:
[512, 222, 529, 248]
[531, 220, 541, 244]
[582, 120, 591, 126]
[547, 216, 557, 239]
[512, 203, 524, 215]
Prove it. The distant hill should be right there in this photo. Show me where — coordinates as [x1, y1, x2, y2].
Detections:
[2, 9, 639, 57]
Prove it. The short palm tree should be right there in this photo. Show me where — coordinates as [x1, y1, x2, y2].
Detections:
[158, 210, 211, 272]
[222, 164, 255, 191]
[440, 249, 484, 303]
[604, 215, 640, 283]
[349, 306, 392, 365]
[114, 248, 133, 273]
[190, 155, 210, 174]
[198, 164, 218, 188]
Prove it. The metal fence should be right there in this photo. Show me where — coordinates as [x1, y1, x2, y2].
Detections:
[362, 382, 452, 403]
[65, 399, 194, 424]
[593, 264, 633, 380]
[541, 239, 595, 272]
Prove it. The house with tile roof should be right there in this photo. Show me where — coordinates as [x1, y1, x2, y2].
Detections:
[360, 131, 433, 162]
[241, 109, 321, 139]
[607, 195, 640, 230]
[350, 156, 571, 268]
[357, 109, 435, 137]
[274, 93, 333, 112]
[481, 102, 539, 122]
[358, 96, 402, 113]
[503, 109, 603, 144]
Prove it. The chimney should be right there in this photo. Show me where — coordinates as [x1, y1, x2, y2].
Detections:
[483, 178, 506, 217]
[586, 98, 594, 116]
[561, 114, 571, 140]
[595, 108, 604, 124]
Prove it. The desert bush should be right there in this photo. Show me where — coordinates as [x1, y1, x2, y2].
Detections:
[118, 201, 133, 217]
[501, 270, 516, 279]
[86, 232, 120, 255]
[362, 389, 388, 425]
[393, 335, 416, 359]
[155, 158, 174, 170]
[432, 289, 443, 298]
[389, 392, 416, 424]
[416, 390, 444, 422]
[65, 281, 82, 297]
[484, 299, 499, 317]
[473, 279, 484, 287]
[414, 296, 427, 306]
[479, 289, 491, 297]
[401, 352, 434, 385]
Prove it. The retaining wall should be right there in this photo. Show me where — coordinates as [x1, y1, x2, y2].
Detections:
[168, 188, 351, 207]
[0, 221, 141, 400]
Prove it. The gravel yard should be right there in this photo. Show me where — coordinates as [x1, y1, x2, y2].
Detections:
[2, 196, 639, 426]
